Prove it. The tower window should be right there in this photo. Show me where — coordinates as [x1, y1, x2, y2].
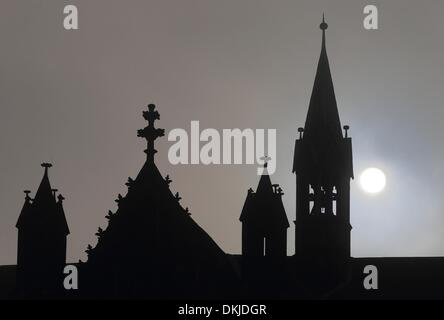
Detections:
[263, 237, 266, 256]
[332, 186, 338, 216]
[309, 185, 315, 215]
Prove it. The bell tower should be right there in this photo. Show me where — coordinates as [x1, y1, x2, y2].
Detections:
[293, 16, 353, 263]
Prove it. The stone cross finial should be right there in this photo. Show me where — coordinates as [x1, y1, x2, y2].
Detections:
[260, 155, 271, 168]
[137, 104, 165, 162]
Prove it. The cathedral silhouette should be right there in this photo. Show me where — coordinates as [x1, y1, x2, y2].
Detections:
[2, 18, 444, 300]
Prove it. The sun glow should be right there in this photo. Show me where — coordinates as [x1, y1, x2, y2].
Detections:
[360, 168, 386, 194]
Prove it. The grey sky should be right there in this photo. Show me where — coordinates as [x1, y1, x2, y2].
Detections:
[1, 0, 443, 264]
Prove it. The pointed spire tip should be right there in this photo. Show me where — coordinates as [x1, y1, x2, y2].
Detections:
[320, 13, 328, 30]
[41, 162, 53, 169]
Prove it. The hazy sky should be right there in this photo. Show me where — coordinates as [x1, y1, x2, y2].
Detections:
[1, 0, 444, 265]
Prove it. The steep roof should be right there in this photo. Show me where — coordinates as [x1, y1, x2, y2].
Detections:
[303, 16, 343, 152]
[84, 104, 236, 297]
[16, 164, 69, 236]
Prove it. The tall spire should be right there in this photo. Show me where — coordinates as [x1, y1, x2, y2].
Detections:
[303, 15, 343, 150]
[137, 104, 165, 163]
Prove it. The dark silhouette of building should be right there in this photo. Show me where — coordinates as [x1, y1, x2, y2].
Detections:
[3, 16, 444, 300]
[240, 160, 289, 258]
[15, 163, 69, 297]
[293, 17, 353, 282]
[80, 104, 237, 299]
[238, 161, 291, 298]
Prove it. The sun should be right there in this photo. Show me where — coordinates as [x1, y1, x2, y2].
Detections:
[360, 168, 386, 194]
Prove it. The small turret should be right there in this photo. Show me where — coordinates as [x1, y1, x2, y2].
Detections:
[16, 163, 70, 296]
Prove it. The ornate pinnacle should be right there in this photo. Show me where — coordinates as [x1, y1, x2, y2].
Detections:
[41, 163, 53, 175]
[343, 125, 350, 138]
[298, 127, 304, 140]
[24, 190, 32, 201]
[57, 194, 65, 202]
